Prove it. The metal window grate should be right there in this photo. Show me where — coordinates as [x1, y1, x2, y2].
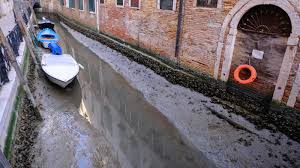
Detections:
[7, 25, 23, 57]
[196, 0, 218, 8]
[160, 0, 173, 10]
[0, 44, 10, 86]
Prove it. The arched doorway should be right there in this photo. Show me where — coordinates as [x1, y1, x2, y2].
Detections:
[217, 0, 300, 104]
[228, 5, 292, 97]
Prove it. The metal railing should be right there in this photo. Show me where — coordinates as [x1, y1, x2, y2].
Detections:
[0, 9, 29, 87]
[7, 25, 23, 57]
[0, 44, 10, 86]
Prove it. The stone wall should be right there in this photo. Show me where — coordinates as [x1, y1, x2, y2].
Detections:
[0, 0, 13, 17]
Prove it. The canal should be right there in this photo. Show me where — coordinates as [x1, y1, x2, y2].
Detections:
[11, 15, 300, 168]
[58, 20, 216, 167]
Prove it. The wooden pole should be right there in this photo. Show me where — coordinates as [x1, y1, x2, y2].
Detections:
[14, 9, 39, 64]
[0, 28, 37, 109]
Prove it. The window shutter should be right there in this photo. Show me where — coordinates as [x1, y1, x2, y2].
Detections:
[160, 0, 173, 10]
[79, 0, 83, 10]
[89, 0, 95, 11]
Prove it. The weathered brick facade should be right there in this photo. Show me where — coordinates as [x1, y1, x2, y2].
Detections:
[40, 0, 300, 108]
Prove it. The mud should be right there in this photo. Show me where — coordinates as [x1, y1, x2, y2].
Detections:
[10, 28, 120, 168]
[10, 61, 42, 168]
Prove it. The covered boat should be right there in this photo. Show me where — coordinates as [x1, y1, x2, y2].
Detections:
[41, 53, 79, 88]
[37, 28, 59, 48]
[38, 17, 55, 30]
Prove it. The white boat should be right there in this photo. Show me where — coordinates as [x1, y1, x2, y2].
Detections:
[41, 53, 79, 88]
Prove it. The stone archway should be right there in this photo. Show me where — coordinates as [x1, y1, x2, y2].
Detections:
[214, 0, 300, 103]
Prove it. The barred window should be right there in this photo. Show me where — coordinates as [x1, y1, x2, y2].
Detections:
[116, 0, 124, 6]
[89, 0, 95, 12]
[159, 0, 175, 10]
[196, 0, 218, 8]
[79, 0, 84, 10]
[130, 0, 139, 8]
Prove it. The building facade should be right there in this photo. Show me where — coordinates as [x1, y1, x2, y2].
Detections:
[0, 0, 14, 17]
[41, 0, 300, 108]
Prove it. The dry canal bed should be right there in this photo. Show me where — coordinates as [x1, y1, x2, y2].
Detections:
[10, 18, 300, 168]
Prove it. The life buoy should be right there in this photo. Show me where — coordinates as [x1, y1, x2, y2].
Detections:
[234, 65, 257, 84]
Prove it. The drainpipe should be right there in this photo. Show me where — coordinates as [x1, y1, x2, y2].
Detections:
[174, 0, 185, 64]
[96, 0, 99, 31]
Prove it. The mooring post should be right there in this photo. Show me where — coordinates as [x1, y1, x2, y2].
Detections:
[14, 9, 39, 64]
[0, 28, 38, 110]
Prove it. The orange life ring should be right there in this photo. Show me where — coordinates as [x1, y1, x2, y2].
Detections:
[234, 65, 257, 84]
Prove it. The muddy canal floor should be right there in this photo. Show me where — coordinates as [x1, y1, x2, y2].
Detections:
[11, 61, 120, 167]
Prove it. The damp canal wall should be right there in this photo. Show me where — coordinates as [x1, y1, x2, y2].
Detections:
[77, 54, 216, 168]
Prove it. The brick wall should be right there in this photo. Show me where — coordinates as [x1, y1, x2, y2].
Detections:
[98, 0, 178, 61]
[42, 0, 240, 75]
[40, 0, 300, 108]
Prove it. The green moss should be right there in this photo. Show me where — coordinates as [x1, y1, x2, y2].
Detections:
[3, 47, 29, 159]
[4, 88, 24, 159]
[22, 48, 29, 74]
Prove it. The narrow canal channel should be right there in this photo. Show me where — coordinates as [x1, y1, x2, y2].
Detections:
[27, 19, 215, 168]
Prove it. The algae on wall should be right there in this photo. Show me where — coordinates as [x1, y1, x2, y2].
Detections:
[3, 48, 29, 159]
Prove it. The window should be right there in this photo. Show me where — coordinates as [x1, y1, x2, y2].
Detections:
[79, 0, 84, 10]
[69, 0, 75, 8]
[196, 0, 218, 8]
[89, 0, 95, 12]
[130, 0, 139, 8]
[100, 0, 104, 4]
[60, 0, 64, 6]
[116, 0, 124, 6]
[158, 0, 175, 10]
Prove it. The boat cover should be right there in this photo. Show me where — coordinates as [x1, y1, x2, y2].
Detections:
[41, 54, 79, 82]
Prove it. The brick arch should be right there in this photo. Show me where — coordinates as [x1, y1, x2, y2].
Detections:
[213, 0, 300, 103]
[214, 0, 300, 79]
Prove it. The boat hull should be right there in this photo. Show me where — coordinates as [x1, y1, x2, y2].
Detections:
[45, 72, 76, 88]
[37, 28, 60, 48]
[41, 54, 80, 88]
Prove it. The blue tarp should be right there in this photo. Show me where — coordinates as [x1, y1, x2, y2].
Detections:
[48, 42, 62, 55]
